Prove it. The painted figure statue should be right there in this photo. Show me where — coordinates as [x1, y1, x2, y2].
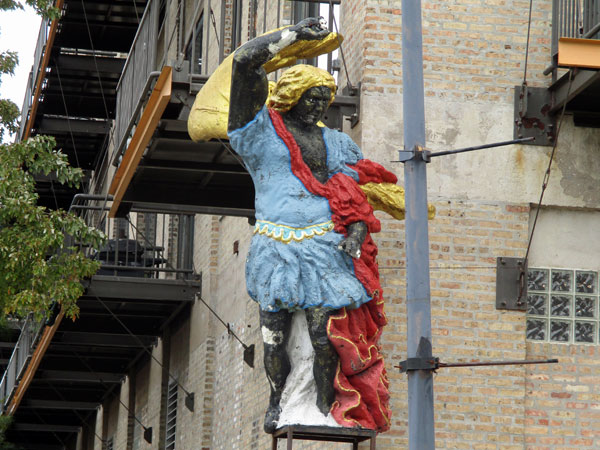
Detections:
[226, 18, 401, 433]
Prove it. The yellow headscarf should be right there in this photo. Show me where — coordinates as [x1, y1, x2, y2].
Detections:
[268, 64, 337, 112]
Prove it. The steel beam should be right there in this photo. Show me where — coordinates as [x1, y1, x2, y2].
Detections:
[12, 423, 80, 433]
[139, 160, 248, 174]
[549, 69, 600, 114]
[123, 182, 255, 209]
[21, 399, 99, 410]
[121, 201, 255, 218]
[84, 275, 199, 301]
[37, 117, 111, 134]
[37, 369, 123, 383]
[55, 54, 125, 73]
[55, 332, 156, 348]
[11, 445, 64, 450]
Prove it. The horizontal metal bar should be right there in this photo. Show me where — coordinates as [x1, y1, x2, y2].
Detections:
[70, 205, 108, 211]
[429, 137, 535, 157]
[286, 0, 340, 3]
[21, 399, 99, 410]
[438, 358, 558, 368]
[12, 423, 81, 433]
[98, 265, 193, 274]
[139, 160, 247, 174]
[37, 369, 123, 383]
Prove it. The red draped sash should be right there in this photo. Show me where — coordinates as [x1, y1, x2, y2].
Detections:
[268, 109, 392, 432]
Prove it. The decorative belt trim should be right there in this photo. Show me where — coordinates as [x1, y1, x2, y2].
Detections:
[254, 220, 334, 243]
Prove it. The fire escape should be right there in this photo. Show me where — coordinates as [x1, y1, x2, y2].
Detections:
[0, 0, 358, 448]
[516, 0, 600, 144]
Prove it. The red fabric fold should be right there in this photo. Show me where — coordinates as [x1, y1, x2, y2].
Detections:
[268, 109, 392, 432]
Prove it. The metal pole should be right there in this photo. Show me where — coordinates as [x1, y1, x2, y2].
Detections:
[401, 0, 435, 448]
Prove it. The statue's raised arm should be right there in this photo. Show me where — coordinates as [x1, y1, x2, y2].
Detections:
[228, 17, 330, 132]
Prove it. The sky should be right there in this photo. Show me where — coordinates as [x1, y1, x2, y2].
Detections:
[0, 6, 41, 108]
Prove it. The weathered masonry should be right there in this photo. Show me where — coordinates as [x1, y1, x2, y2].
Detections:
[2, 0, 599, 449]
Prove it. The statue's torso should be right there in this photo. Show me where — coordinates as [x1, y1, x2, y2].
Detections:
[283, 119, 328, 184]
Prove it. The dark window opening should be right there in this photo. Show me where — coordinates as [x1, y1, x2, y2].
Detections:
[231, 0, 243, 52]
[158, 0, 167, 35]
[186, 13, 204, 74]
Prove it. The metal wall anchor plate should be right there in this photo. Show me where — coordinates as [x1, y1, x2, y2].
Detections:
[514, 86, 555, 146]
[496, 257, 527, 311]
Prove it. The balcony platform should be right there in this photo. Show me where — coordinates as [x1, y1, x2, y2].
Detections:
[4, 274, 200, 449]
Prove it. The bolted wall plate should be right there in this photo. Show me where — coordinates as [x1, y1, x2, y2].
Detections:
[496, 257, 528, 311]
[514, 85, 555, 146]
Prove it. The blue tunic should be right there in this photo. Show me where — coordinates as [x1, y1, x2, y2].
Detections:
[228, 106, 371, 312]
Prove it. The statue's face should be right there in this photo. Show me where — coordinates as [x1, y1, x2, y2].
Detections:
[287, 86, 331, 127]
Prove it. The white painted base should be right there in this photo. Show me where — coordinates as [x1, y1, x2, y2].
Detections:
[277, 310, 340, 428]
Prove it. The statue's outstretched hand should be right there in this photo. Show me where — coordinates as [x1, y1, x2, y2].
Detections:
[292, 17, 330, 41]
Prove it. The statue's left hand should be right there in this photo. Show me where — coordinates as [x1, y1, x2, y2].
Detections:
[338, 221, 367, 259]
[338, 235, 363, 259]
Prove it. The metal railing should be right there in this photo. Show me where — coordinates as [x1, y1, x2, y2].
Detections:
[112, 0, 159, 166]
[551, 0, 600, 58]
[18, 17, 51, 142]
[0, 315, 45, 412]
[70, 195, 194, 280]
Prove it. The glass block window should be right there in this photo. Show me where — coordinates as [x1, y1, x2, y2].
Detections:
[527, 268, 599, 343]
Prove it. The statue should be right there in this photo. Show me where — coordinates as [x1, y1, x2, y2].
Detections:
[225, 17, 405, 434]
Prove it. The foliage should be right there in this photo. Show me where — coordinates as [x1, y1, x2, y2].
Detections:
[0, 136, 105, 320]
[0, 0, 58, 19]
[0, 0, 105, 322]
[0, 416, 19, 449]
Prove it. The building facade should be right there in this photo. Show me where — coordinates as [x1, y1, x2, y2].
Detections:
[2, 0, 600, 449]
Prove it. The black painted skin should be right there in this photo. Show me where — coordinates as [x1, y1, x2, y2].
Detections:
[228, 18, 367, 433]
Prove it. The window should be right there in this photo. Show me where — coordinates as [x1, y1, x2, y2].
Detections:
[526, 268, 599, 343]
[165, 380, 178, 450]
[231, 0, 243, 53]
[291, 1, 340, 76]
[292, 1, 320, 23]
[185, 13, 203, 74]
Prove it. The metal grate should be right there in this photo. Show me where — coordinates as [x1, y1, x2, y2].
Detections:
[105, 437, 114, 450]
[165, 380, 178, 450]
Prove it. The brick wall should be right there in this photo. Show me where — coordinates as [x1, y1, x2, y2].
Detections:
[525, 342, 600, 449]
[355, 0, 551, 101]
[370, 200, 529, 449]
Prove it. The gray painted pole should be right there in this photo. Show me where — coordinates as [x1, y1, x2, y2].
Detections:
[400, 0, 435, 448]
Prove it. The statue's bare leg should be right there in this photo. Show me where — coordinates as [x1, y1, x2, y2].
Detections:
[305, 307, 339, 416]
[259, 307, 292, 433]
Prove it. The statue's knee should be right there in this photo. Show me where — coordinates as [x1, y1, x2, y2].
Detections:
[262, 325, 286, 347]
